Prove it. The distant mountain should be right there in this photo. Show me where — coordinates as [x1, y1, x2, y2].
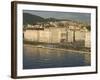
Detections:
[23, 13, 89, 27]
[23, 13, 67, 25]
[45, 17, 60, 22]
[23, 13, 45, 25]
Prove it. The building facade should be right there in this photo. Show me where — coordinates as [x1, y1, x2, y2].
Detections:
[24, 24, 90, 48]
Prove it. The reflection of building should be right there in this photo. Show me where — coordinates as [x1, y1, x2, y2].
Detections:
[24, 24, 91, 48]
[83, 53, 91, 65]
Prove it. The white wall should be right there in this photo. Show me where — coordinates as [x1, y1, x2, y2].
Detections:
[85, 32, 91, 47]
[0, 0, 100, 80]
[24, 30, 38, 41]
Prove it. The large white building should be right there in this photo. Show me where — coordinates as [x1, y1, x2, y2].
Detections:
[24, 24, 91, 48]
[24, 27, 66, 43]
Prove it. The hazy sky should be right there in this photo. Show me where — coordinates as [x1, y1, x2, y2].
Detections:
[23, 10, 91, 24]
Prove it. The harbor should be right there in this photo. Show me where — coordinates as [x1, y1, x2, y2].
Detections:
[23, 44, 90, 69]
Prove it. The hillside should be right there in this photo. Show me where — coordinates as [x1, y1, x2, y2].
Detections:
[23, 13, 45, 25]
[23, 13, 65, 25]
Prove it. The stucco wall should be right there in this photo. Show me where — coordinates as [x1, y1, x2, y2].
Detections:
[85, 32, 91, 48]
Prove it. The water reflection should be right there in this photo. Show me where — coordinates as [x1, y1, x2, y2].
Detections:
[23, 44, 91, 69]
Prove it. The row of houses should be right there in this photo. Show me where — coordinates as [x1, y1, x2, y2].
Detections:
[24, 25, 91, 48]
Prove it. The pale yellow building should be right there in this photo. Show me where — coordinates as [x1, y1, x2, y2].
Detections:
[24, 25, 91, 48]
[24, 27, 67, 43]
[85, 32, 91, 48]
[24, 30, 38, 41]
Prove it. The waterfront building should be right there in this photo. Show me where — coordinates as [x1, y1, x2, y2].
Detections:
[24, 22, 90, 48]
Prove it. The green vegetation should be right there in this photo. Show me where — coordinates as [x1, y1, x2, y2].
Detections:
[86, 25, 91, 31]
[23, 13, 44, 25]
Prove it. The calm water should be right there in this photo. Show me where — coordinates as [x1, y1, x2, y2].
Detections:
[23, 44, 91, 69]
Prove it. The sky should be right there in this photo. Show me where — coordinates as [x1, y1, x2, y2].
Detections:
[23, 10, 91, 24]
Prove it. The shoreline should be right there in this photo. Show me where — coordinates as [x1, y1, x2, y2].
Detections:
[24, 44, 90, 54]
